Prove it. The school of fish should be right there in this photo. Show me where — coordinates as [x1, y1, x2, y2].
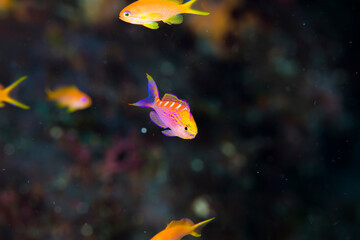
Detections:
[2, 0, 215, 238]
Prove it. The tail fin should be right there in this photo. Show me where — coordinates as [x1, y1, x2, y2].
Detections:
[129, 73, 159, 108]
[183, 0, 209, 16]
[190, 217, 215, 237]
[3, 76, 30, 109]
[45, 88, 54, 100]
[3, 76, 27, 94]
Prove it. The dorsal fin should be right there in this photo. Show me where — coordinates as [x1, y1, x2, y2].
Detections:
[162, 93, 190, 110]
[165, 218, 194, 229]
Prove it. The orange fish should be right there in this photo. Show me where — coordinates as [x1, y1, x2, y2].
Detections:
[46, 86, 92, 113]
[151, 218, 214, 240]
[130, 73, 197, 139]
[119, 0, 209, 29]
[0, 76, 30, 110]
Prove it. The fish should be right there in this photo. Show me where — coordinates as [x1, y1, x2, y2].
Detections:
[130, 73, 197, 139]
[46, 86, 92, 113]
[119, 0, 209, 29]
[0, 76, 30, 110]
[151, 217, 215, 240]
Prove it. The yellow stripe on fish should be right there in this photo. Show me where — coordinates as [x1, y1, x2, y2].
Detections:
[119, 0, 209, 29]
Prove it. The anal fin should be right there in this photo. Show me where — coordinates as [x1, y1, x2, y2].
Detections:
[162, 129, 177, 137]
[143, 22, 159, 29]
[163, 14, 183, 25]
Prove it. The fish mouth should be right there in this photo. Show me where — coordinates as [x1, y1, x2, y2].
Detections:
[188, 132, 197, 139]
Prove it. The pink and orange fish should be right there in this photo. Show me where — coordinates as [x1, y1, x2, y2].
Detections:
[119, 0, 209, 29]
[151, 217, 214, 240]
[130, 73, 197, 139]
[46, 86, 92, 113]
[0, 76, 30, 110]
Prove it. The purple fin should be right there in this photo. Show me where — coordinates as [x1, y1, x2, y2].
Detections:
[129, 73, 159, 108]
[162, 129, 177, 137]
[150, 111, 167, 128]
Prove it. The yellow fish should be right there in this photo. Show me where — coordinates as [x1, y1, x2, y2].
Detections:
[0, 76, 30, 110]
[46, 86, 92, 113]
[119, 0, 209, 29]
[151, 217, 214, 240]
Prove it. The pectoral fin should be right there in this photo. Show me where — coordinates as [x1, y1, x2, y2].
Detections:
[162, 129, 177, 137]
[67, 107, 77, 113]
[143, 22, 159, 29]
[163, 14, 183, 25]
[150, 111, 167, 128]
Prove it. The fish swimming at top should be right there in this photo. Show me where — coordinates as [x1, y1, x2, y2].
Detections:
[151, 217, 215, 240]
[46, 86, 92, 113]
[119, 0, 209, 29]
[0, 76, 30, 110]
[130, 73, 197, 139]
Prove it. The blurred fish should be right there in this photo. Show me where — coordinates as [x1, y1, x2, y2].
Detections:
[151, 218, 215, 240]
[0, 76, 30, 110]
[130, 73, 197, 139]
[46, 86, 91, 113]
[119, 0, 209, 29]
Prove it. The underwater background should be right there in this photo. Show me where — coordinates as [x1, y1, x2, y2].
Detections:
[0, 0, 359, 239]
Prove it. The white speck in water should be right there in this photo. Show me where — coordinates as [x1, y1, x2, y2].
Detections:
[26, 180, 30, 184]
[144, 231, 147, 234]
[302, 22, 307, 27]
[50, 126, 63, 139]
[81, 223, 93, 237]
[220, 142, 236, 157]
[2, 168, 6, 172]
[4, 144, 15, 155]
[257, 171, 260, 174]
[192, 197, 210, 218]
[141, 127, 147, 134]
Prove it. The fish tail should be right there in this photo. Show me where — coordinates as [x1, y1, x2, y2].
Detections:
[3, 76, 27, 94]
[45, 88, 54, 100]
[129, 73, 159, 108]
[4, 96, 30, 109]
[3, 76, 30, 109]
[190, 217, 215, 237]
[182, 0, 209, 16]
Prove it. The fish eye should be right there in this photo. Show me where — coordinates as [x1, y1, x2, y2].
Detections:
[124, 11, 131, 17]
[185, 126, 188, 131]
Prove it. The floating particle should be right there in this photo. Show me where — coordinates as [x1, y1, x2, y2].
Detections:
[141, 127, 147, 134]
[50, 126, 63, 139]
[81, 223, 93, 237]
[220, 142, 236, 157]
[192, 197, 210, 218]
